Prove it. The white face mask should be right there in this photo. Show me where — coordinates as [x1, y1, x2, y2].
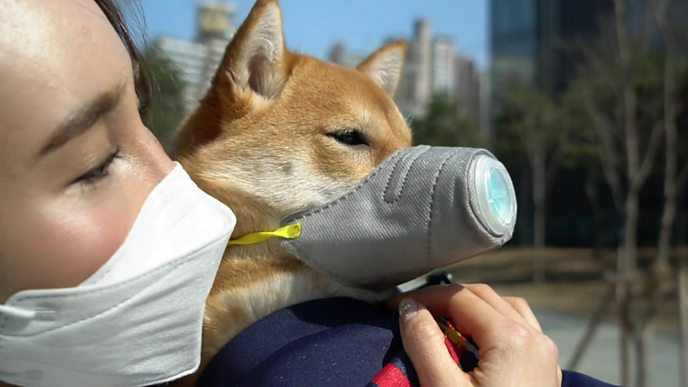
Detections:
[0, 163, 236, 387]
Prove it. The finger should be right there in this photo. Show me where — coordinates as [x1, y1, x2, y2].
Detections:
[398, 298, 471, 387]
[504, 296, 542, 333]
[391, 285, 510, 345]
[464, 284, 529, 325]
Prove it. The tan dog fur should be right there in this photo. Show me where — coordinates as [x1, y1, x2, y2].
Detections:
[175, 0, 412, 380]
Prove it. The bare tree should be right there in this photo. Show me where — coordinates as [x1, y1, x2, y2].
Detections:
[614, 2, 663, 385]
[501, 87, 562, 283]
[640, 2, 688, 386]
[573, 0, 664, 384]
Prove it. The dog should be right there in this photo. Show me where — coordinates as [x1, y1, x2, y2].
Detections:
[175, 0, 411, 379]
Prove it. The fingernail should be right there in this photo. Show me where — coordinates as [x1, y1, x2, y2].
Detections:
[399, 298, 418, 321]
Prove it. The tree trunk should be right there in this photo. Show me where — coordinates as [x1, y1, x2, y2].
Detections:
[653, 0, 679, 298]
[656, 141, 677, 273]
[636, 326, 649, 387]
[585, 168, 605, 261]
[614, 0, 645, 383]
[625, 191, 648, 387]
[639, 3, 680, 386]
[679, 262, 688, 387]
[616, 245, 632, 387]
[532, 145, 547, 283]
[678, 211, 687, 247]
[568, 284, 616, 370]
[616, 189, 641, 386]
[623, 193, 639, 275]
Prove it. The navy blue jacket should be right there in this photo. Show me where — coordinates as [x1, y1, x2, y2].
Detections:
[199, 298, 618, 387]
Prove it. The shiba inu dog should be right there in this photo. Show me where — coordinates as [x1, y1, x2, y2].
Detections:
[175, 0, 411, 377]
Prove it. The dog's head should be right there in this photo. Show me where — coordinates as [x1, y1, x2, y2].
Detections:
[177, 0, 411, 225]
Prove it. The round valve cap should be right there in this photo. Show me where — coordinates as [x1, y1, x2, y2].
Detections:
[472, 155, 517, 236]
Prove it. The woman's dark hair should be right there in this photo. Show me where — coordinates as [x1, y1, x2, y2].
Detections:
[93, 0, 151, 114]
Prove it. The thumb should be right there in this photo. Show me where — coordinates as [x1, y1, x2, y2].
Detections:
[398, 298, 471, 387]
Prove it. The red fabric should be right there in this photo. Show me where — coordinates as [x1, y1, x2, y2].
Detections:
[444, 336, 461, 363]
[369, 318, 469, 387]
[370, 363, 413, 387]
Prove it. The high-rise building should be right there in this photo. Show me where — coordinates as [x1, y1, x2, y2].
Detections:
[453, 55, 480, 127]
[326, 18, 484, 131]
[432, 38, 456, 97]
[327, 41, 365, 68]
[155, 1, 236, 114]
[328, 42, 348, 67]
[490, 0, 688, 124]
[490, 0, 613, 96]
[489, 0, 617, 147]
[409, 19, 433, 115]
[395, 19, 440, 117]
[478, 72, 493, 143]
[431, 37, 456, 96]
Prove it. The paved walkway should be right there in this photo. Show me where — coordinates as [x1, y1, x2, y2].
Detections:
[536, 308, 680, 387]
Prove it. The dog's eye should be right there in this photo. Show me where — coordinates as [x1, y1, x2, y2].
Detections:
[328, 129, 369, 147]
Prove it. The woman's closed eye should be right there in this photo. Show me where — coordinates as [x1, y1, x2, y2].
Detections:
[73, 149, 121, 186]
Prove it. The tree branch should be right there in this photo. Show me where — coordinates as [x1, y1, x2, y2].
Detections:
[679, 163, 688, 193]
[633, 121, 664, 191]
[584, 97, 625, 212]
[544, 136, 565, 193]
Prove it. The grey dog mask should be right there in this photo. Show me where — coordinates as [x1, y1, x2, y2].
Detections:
[281, 145, 517, 291]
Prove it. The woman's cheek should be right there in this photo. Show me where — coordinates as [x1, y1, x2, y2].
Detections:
[27, 198, 135, 290]
[5, 181, 140, 296]
[0, 154, 167, 300]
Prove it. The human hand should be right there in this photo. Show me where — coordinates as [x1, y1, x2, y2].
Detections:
[391, 284, 562, 387]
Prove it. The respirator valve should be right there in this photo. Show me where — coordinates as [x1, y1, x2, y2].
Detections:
[472, 156, 517, 237]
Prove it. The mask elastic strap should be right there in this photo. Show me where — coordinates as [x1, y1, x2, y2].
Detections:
[228, 223, 302, 246]
[0, 304, 36, 321]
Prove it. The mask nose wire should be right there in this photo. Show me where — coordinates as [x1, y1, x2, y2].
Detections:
[0, 304, 37, 321]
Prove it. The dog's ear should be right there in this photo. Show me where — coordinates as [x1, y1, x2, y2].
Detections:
[175, 0, 288, 156]
[219, 0, 288, 100]
[357, 41, 407, 97]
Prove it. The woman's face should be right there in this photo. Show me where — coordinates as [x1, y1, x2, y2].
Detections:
[0, 0, 174, 302]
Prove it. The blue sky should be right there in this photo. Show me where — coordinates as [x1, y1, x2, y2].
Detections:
[139, 0, 489, 69]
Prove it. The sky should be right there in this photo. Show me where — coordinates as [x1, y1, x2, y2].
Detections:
[137, 0, 489, 69]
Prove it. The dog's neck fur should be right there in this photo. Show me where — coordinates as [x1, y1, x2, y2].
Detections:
[189, 180, 381, 367]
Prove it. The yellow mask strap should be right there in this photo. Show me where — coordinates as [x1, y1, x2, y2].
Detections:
[228, 223, 302, 246]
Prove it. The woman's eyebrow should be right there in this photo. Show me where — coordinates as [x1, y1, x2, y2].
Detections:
[38, 82, 126, 158]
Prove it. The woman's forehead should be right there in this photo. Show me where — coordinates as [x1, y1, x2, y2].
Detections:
[0, 0, 133, 167]
[0, 0, 127, 62]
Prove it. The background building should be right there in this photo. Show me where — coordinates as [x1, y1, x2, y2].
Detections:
[154, 1, 236, 114]
[332, 18, 485, 137]
[431, 37, 456, 97]
[399, 20, 483, 133]
[453, 55, 481, 128]
[490, 0, 612, 99]
[395, 19, 434, 117]
[327, 41, 365, 68]
[159, 3, 488, 143]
